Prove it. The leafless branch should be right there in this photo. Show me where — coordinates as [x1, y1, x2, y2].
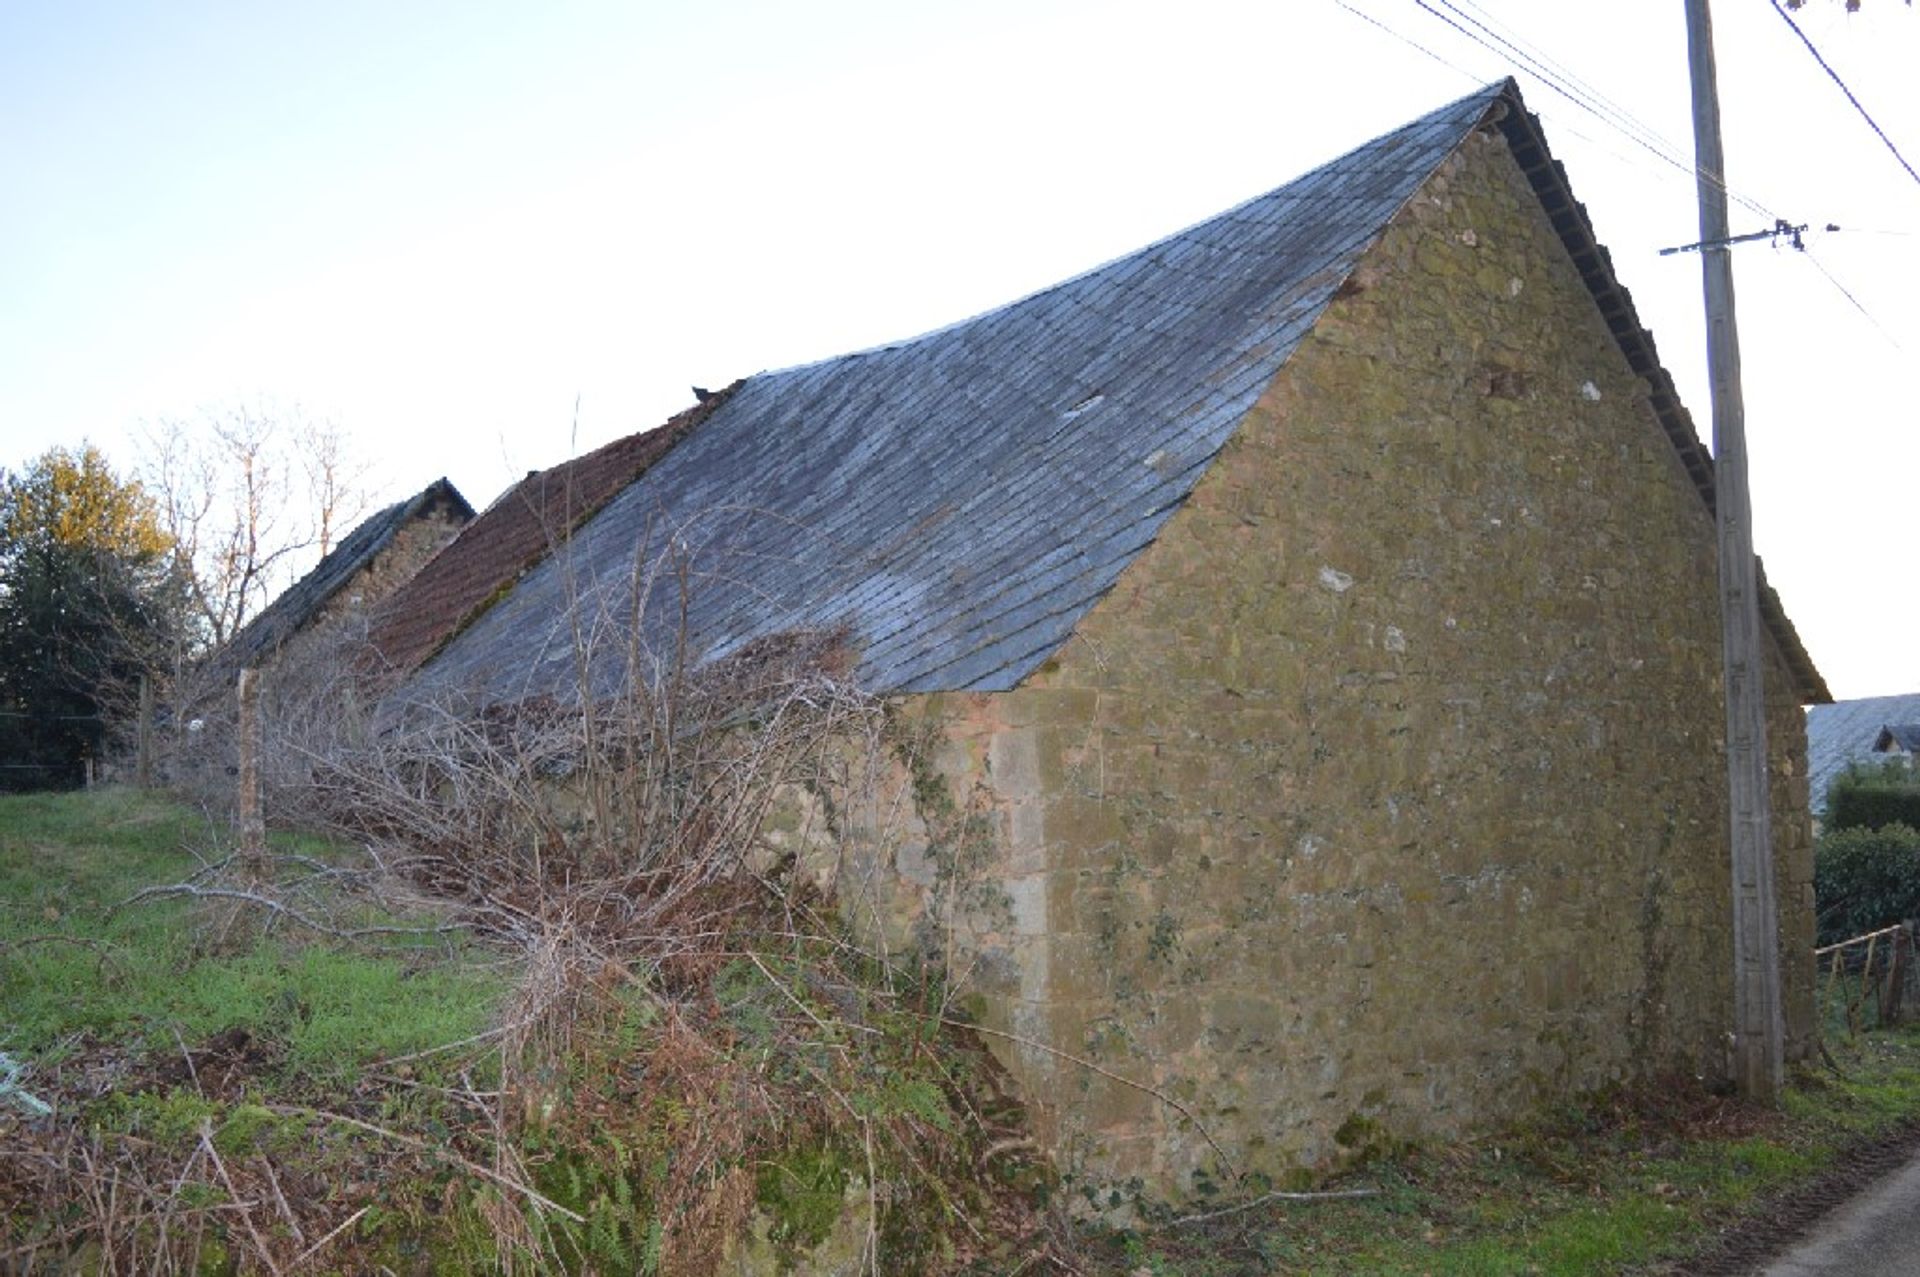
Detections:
[1165, 1187, 1381, 1227]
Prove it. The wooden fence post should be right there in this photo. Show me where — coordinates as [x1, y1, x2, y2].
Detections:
[1884, 924, 1914, 1028]
[236, 668, 265, 874]
[136, 673, 154, 789]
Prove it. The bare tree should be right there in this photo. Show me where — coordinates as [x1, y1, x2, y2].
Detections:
[300, 417, 368, 559]
[140, 405, 372, 652]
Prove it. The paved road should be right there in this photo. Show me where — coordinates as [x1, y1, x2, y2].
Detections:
[1759, 1150, 1920, 1275]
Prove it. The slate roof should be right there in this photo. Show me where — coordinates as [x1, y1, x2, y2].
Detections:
[1807, 693, 1920, 812]
[366, 388, 737, 674]
[203, 478, 472, 685]
[412, 79, 1828, 708]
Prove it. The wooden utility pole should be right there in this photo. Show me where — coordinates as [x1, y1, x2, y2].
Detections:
[1685, 0, 1784, 1101]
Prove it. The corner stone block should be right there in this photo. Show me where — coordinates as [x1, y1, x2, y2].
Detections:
[1006, 800, 1047, 874]
[988, 728, 1045, 802]
[1004, 872, 1051, 937]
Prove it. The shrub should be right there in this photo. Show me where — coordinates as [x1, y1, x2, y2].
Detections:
[1826, 759, 1920, 833]
[1814, 822, 1920, 946]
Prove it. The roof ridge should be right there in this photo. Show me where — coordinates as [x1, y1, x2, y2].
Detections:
[741, 81, 1515, 384]
[408, 83, 1513, 701]
[202, 477, 471, 681]
[364, 382, 744, 674]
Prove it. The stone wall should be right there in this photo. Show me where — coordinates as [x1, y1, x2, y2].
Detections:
[846, 125, 1817, 1204]
[315, 505, 469, 637]
[161, 507, 468, 799]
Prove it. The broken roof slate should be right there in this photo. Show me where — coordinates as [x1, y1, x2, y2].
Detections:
[204, 478, 472, 684]
[413, 79, 1827, 708]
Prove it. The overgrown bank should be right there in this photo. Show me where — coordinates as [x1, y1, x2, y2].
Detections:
[0, 788, 1052, 1273]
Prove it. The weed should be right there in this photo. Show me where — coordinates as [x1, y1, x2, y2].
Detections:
[1082, 1030, 1920, 1275]
[0, 790, 509, 1274]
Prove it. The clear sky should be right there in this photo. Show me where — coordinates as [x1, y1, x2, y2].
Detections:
[2, 1, 1914, 698]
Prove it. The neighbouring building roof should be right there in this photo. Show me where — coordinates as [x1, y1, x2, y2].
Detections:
[1874, 723, 1920, 754]
[203, 478, 473, 685]
[365, 388, 738, 675]
[1807, 693, 1920, 812]
[412, 79, 1828, 708]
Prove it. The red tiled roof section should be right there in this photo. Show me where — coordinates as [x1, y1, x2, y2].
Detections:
[367, 382, 741, 673]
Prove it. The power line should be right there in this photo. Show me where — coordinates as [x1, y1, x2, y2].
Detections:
[1329, 0, 1482, 81]
[1655, 219, 1904, 340]
[1452, 0, 1678, 153]
[1406, 0, 1781, 220]
[1331, 0, 1740, 218]
[1430, 0, 1779, 218]
[1447, 0, 1705, 173]
[1334, 1, 1906, 347]
[1767, 0, 1920, 193]
[1800, 247, 1906, 350]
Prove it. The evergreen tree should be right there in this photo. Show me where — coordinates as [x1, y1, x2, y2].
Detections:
[0, 446, 185, 790]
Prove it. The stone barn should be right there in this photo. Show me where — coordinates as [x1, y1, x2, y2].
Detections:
[1806, 691, 1920, 816]
[200, 477, 474, 691]
[401, 81, 1830, 1200]
[175, 478, 472, 791]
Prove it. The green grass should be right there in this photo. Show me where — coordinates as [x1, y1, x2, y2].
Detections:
[1090, 1029, 1920, 1275]
[0, 787, 503, 1087]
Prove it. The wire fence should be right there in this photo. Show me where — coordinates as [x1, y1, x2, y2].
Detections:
[1815, 922, 1915, 1041]
[0, 705, 111, 787]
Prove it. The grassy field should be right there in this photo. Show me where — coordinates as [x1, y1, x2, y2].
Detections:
[6, 788, 1920, 1274]
[0, 788, 512, 1271]
[0, 788, 501, 1077]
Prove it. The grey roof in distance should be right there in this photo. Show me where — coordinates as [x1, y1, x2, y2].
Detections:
[1874, 724, 1920, 754]
[1807, 693, 1920, 813]
[414, 82, 1513, 704]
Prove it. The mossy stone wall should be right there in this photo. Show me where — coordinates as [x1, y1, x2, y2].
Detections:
[870, 125, 1815, 1204]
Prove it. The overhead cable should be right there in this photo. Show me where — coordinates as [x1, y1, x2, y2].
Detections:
[1408, 0, 1780, 220]
[1767, 0, 1920, 194]
[1801, 247, 1905, 350]
[1329, 0, 1480, 81]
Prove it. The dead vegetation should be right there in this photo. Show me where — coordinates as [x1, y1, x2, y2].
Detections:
[3, 568, 1063, 1271]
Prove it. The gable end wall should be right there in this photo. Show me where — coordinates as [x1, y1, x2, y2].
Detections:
[878, 125, 1815, 1201]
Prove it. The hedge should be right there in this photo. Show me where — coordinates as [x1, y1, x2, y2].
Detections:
[1826, 760, 1920, 834]
[1814, 821, 1920, 947]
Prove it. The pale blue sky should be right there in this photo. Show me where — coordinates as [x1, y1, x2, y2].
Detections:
[2, 1, 1914, 696]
